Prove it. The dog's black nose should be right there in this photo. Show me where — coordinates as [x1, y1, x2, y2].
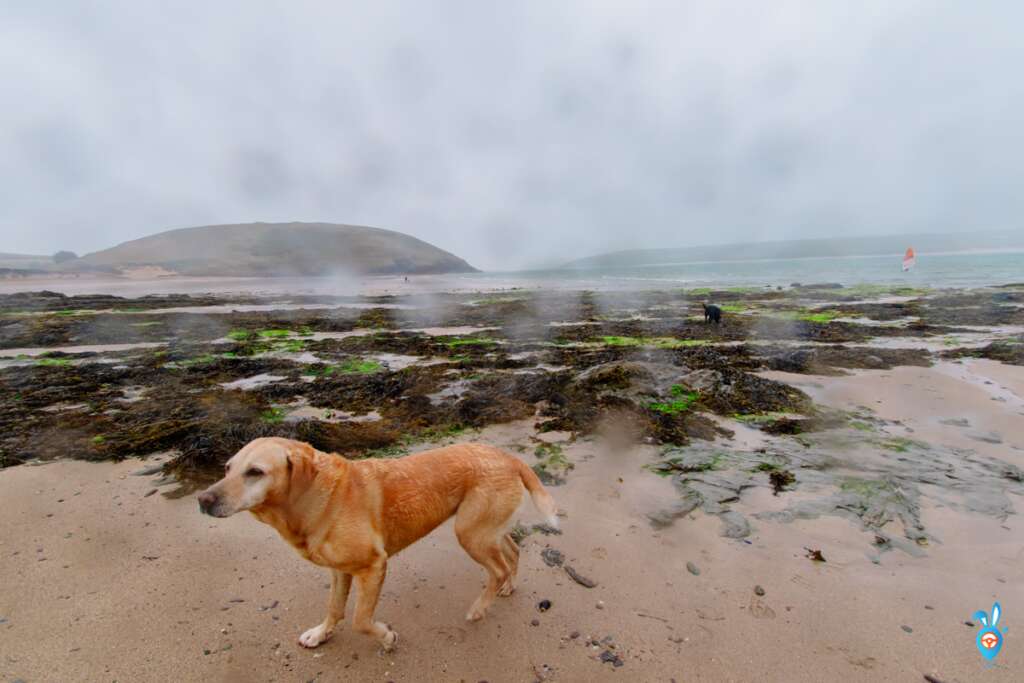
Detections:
[197, 490, 218, 514]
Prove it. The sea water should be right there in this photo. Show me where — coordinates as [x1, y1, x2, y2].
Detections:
[476, 249, 1024, 290]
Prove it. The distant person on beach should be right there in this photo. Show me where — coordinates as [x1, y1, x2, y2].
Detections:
[702, 302, 722, 324]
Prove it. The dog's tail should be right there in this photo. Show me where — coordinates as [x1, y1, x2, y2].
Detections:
[516, 459, 559, 528]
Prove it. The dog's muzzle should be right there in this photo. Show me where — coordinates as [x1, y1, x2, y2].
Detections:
[197, 490, 219, 516]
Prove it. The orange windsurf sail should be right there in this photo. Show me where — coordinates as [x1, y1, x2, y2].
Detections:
[902, 247, 916, 271]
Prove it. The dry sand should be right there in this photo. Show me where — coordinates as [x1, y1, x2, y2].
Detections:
[2, 363, 1023, 682]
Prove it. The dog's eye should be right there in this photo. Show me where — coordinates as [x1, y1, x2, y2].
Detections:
[245, 468, 264, 477]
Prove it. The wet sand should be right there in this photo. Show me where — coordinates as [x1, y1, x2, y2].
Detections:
[2, 371, 1021, 682]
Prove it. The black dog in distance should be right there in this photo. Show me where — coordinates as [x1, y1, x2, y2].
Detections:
[702, 303, 722, 324]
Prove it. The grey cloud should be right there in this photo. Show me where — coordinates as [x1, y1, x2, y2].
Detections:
[1, 1, 1022, 269]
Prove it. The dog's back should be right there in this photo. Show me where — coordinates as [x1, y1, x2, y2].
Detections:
[363, 443, 557, 555]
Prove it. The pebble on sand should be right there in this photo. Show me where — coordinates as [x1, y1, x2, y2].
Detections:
[754, 585, 765, 596]
[686, 561, 701, 576]
[901, 625, 913, 633]
[599, 650, 624, 667]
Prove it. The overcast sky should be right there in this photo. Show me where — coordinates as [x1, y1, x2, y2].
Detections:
[2, 2, 1021, 270]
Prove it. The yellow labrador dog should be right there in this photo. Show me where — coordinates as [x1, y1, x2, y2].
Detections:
[197, 437, 557, 651]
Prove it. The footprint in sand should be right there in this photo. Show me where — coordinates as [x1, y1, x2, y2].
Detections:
[748, 595, 776, 619]
[435, 626, 467, 644]
[847, 655, 878, 669]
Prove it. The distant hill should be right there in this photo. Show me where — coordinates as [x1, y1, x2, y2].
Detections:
[72, 222, 477, 276]
[0, 252, 53, 270]
[564, 231, 1024, 269]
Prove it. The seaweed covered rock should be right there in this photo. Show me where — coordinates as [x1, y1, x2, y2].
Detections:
[943, 339, 1024, 366]
[575, 361, 656, 391]
[763, 345, 932, 374]
[682, 368, 811, 416]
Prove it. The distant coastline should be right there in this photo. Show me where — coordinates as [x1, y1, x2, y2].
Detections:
[563, 230, 1024, 270]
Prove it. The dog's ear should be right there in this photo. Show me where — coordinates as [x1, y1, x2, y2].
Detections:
[285, 442, 318, 498]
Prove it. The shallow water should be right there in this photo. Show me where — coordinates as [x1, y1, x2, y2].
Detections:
[137, 302, 415, 315]
[405, 325, 500, 336]
[219, 373, 286, 390]
[0, 342, 164, 357]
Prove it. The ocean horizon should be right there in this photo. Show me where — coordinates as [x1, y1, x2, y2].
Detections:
[480, 248, 1024, 290]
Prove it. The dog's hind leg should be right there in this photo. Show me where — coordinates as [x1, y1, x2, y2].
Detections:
[456, 489, 518, 620]
[298, 570, 352, 648]
[498, 533, 520, 597]
[351, 561, 398, 652]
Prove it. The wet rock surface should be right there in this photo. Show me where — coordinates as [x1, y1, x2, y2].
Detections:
[944, 338, 1024, 366]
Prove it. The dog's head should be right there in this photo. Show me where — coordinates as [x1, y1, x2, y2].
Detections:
[197, 437, 315, 517]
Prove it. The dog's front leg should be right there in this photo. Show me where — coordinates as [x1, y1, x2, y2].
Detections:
[352, 561, 398, 652]
[298, 570, 352, 648]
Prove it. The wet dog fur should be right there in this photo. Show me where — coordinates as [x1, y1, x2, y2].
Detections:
[197, 437, 558, 651]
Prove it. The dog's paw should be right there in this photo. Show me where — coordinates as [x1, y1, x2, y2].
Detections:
[497, 580, 515, 597]
[465, 606, 486, 622]
[379, 627, 398, 653]
[298, 624, 331, 648]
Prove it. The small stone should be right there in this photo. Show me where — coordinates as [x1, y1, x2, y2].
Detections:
[754, 585, 765, 596]
[203, 649, 211, 655]
[686, 562, 701, 576]
[596, 601, 605, 610]
[530, 618, 540, 626]
[964, 620, 974, 627]
[804, 548, 826, 562]
[570, 631, 580, 639]
[901, 625, 913, 633]
[924, 605, 934, 610]
[538, 599, 552, 612]
[599, 650, 624, 667]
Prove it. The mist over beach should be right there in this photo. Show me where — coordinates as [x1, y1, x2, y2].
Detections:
[2, 2, 1023, 682]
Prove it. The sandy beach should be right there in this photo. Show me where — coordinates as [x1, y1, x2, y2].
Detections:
[2, 280, 1023, 682]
